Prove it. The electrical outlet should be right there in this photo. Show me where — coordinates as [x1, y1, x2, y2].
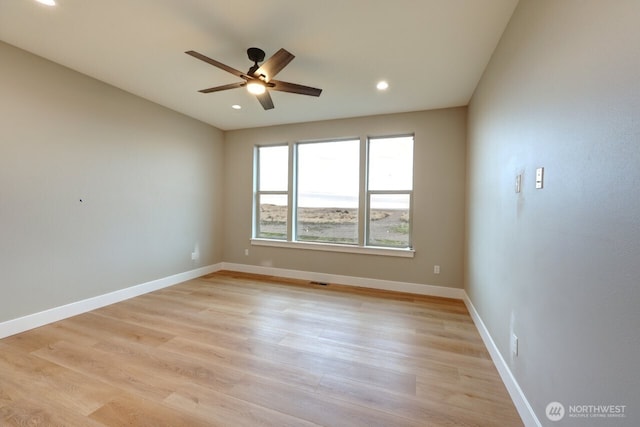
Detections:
[511, 333, 519, 356]
[191, 243, 200, 261]
[434, 265, 440, 274]
[244, 248, 249, 256]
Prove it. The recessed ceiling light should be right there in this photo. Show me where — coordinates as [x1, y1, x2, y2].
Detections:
[376, 81, 389, 90]
[36, 0, 56, 6]
[231, 104, 242, 110]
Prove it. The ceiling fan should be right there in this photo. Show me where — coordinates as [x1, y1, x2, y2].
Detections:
[185, 47, 322, 110]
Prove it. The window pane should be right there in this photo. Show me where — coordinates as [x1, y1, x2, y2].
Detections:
[258, 194, 287, 240]
[259, 145, 288, 191]
[368, 194, 411, 248]
[296, 140, 359, 244]
[368, 136, 414, 191]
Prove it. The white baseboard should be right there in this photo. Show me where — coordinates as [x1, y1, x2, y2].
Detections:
[1, 261, 537, 427]
[462, 293, 541, 427]
[0, 263, 223, 340]
[221, 262, 465, 299]
[0, 262, 458, 340]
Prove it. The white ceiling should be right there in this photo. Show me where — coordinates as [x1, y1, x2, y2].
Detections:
[1, 0, 518, 131]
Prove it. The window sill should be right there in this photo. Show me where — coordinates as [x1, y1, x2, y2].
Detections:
[250, 239, 415, 258]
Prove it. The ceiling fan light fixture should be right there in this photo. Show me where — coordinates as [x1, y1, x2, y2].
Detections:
[247, 81, 266, 95]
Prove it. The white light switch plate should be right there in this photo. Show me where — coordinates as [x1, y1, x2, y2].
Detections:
[535, 167, 544, 189]
[511, 333, 519, 356]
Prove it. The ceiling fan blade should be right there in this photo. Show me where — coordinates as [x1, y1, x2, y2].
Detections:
[270, 80, 322, 97]
[185, 50, 247, 79]
[254, 48, 294, 82]
[256, 91, 275, 110]
[198, 82, 245, 93]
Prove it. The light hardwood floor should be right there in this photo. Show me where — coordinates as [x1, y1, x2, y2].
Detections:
[0, 271, 523, 426]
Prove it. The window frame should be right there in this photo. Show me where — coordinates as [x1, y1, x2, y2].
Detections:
[365, 135, 415, 249]
[253, 144, 290, 240]
[294, 137, 361, 245]
[365, 190, 414, 248]
[251, 134, 415, 258]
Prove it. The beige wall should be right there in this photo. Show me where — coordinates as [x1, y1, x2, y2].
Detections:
[0, 41, 225, 322]
[223, 108, 467, 288]
[466, 0, 640, 423]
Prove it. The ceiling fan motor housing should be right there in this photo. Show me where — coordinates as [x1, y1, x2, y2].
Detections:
[247, 47, 265, 64]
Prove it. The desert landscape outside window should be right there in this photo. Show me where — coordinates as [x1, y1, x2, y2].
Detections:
[253, 134, 414, 249]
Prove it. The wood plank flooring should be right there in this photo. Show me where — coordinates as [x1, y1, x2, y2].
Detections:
[0, 271, 523, 426]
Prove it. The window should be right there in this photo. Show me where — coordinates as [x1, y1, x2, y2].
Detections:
[253, 135, 414, 253]
[296, 139, 360, 244]
[366, 136, 414, 248]
[254, 145, 288, 240]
